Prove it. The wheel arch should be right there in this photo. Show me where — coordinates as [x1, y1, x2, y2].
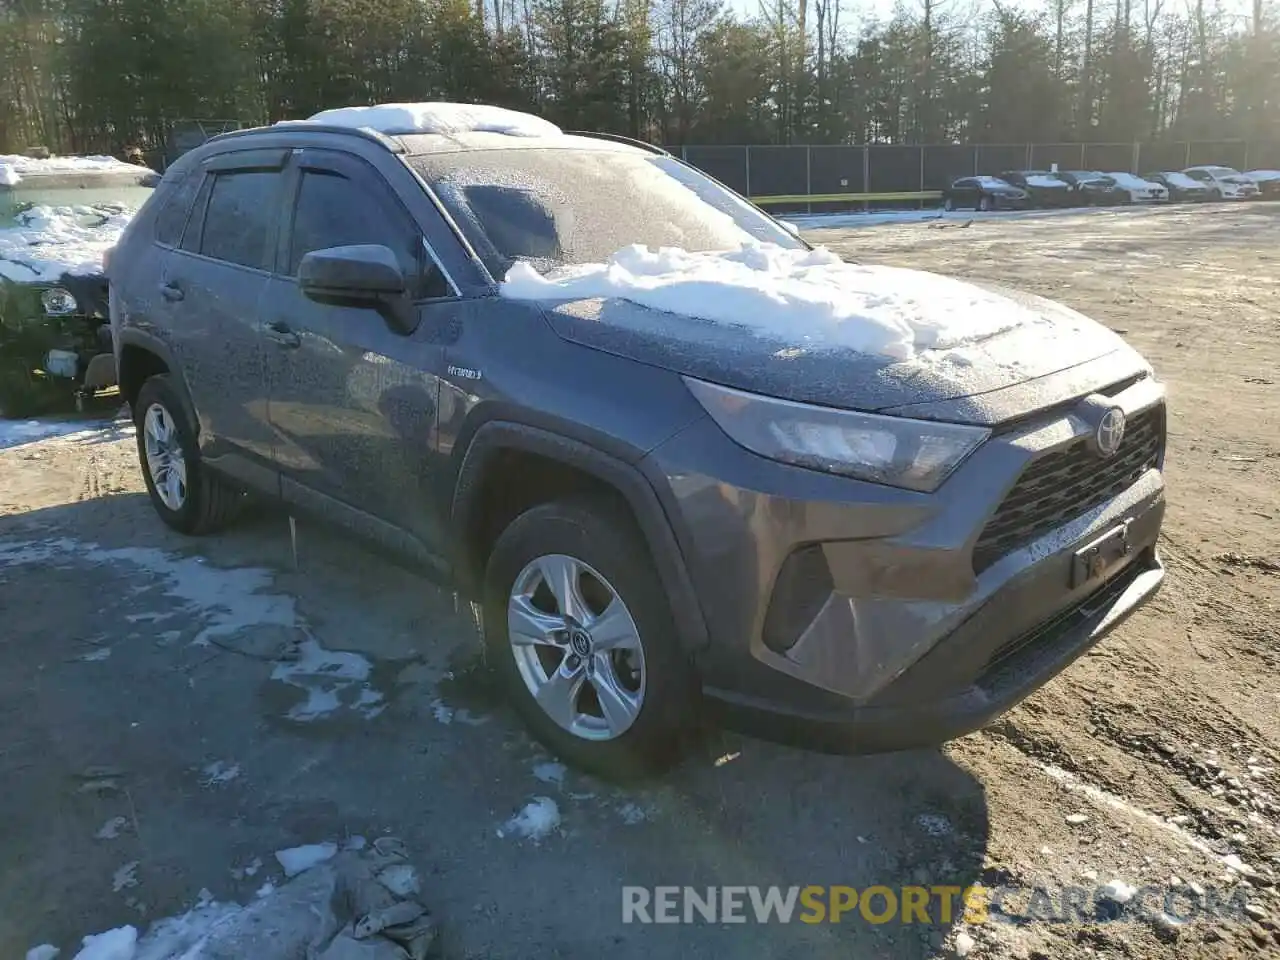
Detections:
[115, 330, 199, 431]
[451, 420, 710, 656]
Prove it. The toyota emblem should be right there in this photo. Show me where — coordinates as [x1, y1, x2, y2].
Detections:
[1094, 407, 1126, 458]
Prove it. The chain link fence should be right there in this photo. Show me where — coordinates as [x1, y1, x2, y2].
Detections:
[677, 141, 1280, 210]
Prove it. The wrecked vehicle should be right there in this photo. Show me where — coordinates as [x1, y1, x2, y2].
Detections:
[109, 103, 1167, 779]
[0, 155, 156, 415]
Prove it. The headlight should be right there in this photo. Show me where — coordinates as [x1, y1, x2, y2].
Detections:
[685, 378, 990, 492]
[41, 287, 78, 316]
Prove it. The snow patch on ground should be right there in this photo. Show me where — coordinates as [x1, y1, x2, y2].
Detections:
[429, 697, 486, 726]
[532, 761, 566, 785]
[274, 842, 337, 878]
[0, 418, 127, 451]
[111, 861, 139, 893]
[502, 242, 1033, 361]
[71, 926, 136, 960]
[270, 638, 383, 721]
[27, 945, 60, 960]
[0, 537, 295, 649]
[498, 797, 561, 842]
[200, 761, 241, 787]
[294, 102, 561, 138]
[0, 204, 137, 282]
[95, 817, 128, 840]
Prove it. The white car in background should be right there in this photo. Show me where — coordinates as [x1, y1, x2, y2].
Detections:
[1181, 165, 1261, 200]
[1104, 172, 1169, 203]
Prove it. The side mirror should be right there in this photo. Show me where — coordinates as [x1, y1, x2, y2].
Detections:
[298, 244, 414, 333]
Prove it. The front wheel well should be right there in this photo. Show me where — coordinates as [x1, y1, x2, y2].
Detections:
[118, 344, 169, 411]
[459, 448, 637, 592]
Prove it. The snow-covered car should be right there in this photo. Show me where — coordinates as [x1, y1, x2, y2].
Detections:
[1142, 172, 1212, 202]
[0, 154, 155, 415]
[998, 171, 1077, 207]
[1102, 172, 1169, 203]
[941, 176, 1029, 211]
[1181, 166, 1261, 200]
[110, 102, 1168, 778]
[1242, 169, 1280, 199]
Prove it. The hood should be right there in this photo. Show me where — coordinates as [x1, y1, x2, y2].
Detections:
[541, 279, 1146, 426]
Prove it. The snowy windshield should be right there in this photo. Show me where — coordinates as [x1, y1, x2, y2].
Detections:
[410, 148, 802, 277]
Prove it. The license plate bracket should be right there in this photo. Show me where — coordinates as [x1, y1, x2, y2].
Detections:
[1071, 519, 1134, 589]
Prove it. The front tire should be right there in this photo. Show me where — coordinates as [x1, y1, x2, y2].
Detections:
[134, 375, 243, 535]
[482, 496, 698, 780]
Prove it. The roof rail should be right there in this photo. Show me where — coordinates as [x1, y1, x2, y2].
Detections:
[565, 131, 670, 156]
[206, 123, 404, 153]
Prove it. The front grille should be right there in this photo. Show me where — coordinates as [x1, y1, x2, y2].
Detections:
[973, 404, 1164, 574]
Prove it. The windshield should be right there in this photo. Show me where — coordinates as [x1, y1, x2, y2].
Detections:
[409, 147, 802, 278]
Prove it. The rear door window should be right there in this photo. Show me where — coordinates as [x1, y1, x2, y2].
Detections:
[199, 170, 281, 270]
[153, 170, 201, 246]
[288, 168, 448, 300]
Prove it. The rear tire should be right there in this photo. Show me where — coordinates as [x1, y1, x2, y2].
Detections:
[482, 496, 698, 780]
[134, 375, 243, 535]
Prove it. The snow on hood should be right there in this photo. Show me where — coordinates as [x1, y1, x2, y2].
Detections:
[0, 153, 145, 186]
[501, 243, 1037, 361]
[0, 204, 135, 282]
[1245, 169, 1280, 183]
[289, 102, 562, 138]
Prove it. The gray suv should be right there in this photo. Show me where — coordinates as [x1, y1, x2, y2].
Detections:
[109, 113, 1167, 778]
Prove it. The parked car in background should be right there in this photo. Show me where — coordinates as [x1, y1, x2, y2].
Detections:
[109, 102, 1168, 778]
[999, 170, 1076, 207]
[1103, 172, 1169, 203]
[942, 175, 1029, 211]
[1143, 172, 1212, 202]
[1242, 169, 1280, 199]
[0, 154, 156, 415]
[1182, 166, 1260, 200]
[1050, 171, 1126, 206]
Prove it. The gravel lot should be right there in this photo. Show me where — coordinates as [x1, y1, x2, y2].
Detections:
[2, 203, 1278, 960]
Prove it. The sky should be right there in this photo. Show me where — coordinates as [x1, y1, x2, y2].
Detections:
[725, 0, 1260, 30]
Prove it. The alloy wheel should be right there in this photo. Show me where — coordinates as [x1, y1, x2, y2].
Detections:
[507, 553, 646, 741]
[143, 402, 187, 510]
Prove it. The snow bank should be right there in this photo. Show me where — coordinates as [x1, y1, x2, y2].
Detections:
[0, 204, 136, 282]
[501, 243, 1032, 361]
[0, 154, 146, 186]
[294, 102, 561, 138]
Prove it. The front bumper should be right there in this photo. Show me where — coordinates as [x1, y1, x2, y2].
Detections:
[644, 376, 1167, 752]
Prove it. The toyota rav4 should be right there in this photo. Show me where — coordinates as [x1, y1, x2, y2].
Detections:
[108, 103, 1167, 778]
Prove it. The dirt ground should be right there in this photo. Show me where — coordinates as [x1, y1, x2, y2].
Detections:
[2, 203, 1278, 960]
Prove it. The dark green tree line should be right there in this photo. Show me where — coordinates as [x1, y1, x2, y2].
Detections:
[0, 0, 1276, 155]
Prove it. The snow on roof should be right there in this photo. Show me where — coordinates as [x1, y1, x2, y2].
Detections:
[0, 153, 149, 186]
[0, 204, 135, 282]
[1024, 174, 1067, 188]
[501, 243, 1034, 361]
[289, 102, 562, 138]
[1245, 169, 1280, 182]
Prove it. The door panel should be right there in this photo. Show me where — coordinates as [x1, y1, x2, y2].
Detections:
[263, 150, 454, 553]
[261, 289, 451, 548]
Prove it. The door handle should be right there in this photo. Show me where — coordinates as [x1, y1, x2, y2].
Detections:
[160, 282, 184, 302]
[264, 321, 301, 349]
